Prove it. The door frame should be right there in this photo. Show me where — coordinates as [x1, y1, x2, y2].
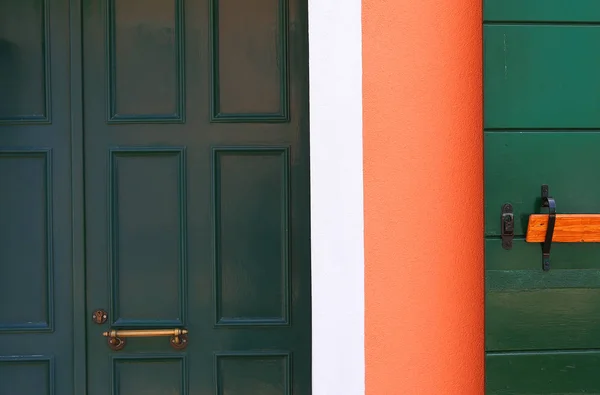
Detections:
[68, 0, 365, 394]
[307, 0, 364, 394]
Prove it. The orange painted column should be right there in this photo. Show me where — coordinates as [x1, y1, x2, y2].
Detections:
[362, 0, 484, 393]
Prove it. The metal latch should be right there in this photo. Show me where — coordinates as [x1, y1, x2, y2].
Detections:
[540, 184, 556, 271]
[501, 203, 514, 250]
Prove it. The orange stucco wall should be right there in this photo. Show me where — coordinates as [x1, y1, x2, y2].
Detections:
[362, 0, 484, 393]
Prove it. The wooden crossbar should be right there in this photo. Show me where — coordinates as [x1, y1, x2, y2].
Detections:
[526, 214, 600, 243]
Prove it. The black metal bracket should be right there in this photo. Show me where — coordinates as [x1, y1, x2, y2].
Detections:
[501, 203, 514, 250]
[540, 184, 556, 271]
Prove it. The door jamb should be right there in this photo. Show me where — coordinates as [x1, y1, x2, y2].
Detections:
[308, 0, 365, 394]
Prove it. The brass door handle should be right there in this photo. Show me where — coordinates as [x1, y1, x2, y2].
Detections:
[102, 328, 188, 351]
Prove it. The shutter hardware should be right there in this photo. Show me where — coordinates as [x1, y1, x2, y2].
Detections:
[540, 184, 556, 272]
[501, 185, 556, 271]
[501, 203, 514, 250]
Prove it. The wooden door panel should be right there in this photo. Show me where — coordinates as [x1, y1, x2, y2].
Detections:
[106, 0, 184, 123]
[211, 0, 289, 121]
[83, 0, 311, 393]
[485, 25, 600, 129]
[215, 352, 291, 394]
[110, 355, 187, 394]
[484, 0, 600, 23]
[486, 352, 600, 394]
[484, 3, 600, 393]
[485, 132, 600, 236]
[486, 240, 600, 351]
[0, 0, 50, 123]
[108, 148, 187, 327]
[213, 147, 292, 326]
[0, 0, 75, 393]
[0, 151, 53, 331]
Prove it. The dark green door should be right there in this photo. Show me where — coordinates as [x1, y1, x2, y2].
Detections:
[0, 0, 76, 392]
[485, 1, 600, 393]
[1, 0, 311, 393]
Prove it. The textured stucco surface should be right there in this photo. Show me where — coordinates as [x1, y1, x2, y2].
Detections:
[362, 0, 484, 393]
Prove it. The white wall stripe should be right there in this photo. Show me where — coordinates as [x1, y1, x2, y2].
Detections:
[308, 0, 365, 393]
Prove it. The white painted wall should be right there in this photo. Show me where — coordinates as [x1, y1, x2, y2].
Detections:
[308, 0, 365, 393]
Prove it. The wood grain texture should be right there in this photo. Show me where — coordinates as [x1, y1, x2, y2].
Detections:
[526, 214, 600, 243]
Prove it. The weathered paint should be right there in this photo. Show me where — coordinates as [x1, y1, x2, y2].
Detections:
[362, 0, 484, 393]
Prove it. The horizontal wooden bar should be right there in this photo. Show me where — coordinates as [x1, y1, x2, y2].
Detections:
[526, 214, 600, 243]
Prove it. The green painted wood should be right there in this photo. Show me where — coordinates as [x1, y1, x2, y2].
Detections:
[484, 3, 600, 392]
[69, 1, 87, 393]
[486, 351, 600, 394]
[485, 132, 600, 236]
[484, 25, 600, 129]
[209, 0, 290, 122]
[486, 239, 600, 351]
[0, 0, 51, 124]
[111, 355, 187, 394]
[215, 352, 291, 394]
[83, 0, 311, 394]
[486, 239, 600, 272]
[0, 0, 76, 393]
[484, 0, 600, 22]
[106, 0, 185, 123]
[213, 147, 292, 326]
[2, 0, 309, 392]
[0, 357, 55, 395]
